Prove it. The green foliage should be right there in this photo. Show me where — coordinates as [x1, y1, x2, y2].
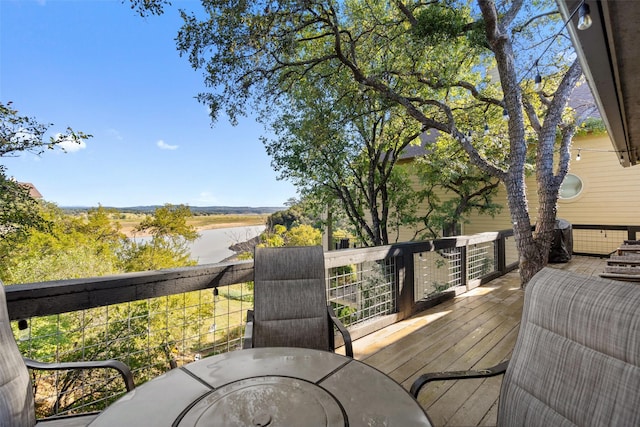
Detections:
[1, 203, 122, 283]
[266, 200, 319, 230]
[122, 204, 199, 271]
[329, 264, 357, 290]
[575, 117, 607, 136]
[135, 204, 198, 241]
[259, 223, 286, 248]
[334, 303, 358, 326]
[285, 224, 321, 246]
[0, 101, 90, 157]
[119, 242, 196, 271]
[432, 281, 452, 293]
[23, 292, 215, 416]
[130, 1, 508, 247]
[413, 137, 502, 239]
[267, 209, 301, 230]
[3, 205, 189, 414]
[126, 0, 169, 17]
[3, 202, 211, 416]
[259, 221, 322, 248]
[259, 231, 286, 248]
[0, 102, 90, 243]
[143, 0, 588, 282]
[0, 103, 245, 415]
[413, 3, 472, 45]
[263, 69, 426, 245]
[0, 170, 49, 241]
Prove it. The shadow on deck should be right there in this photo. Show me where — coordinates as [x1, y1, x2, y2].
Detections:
[350, 256, 606, 427]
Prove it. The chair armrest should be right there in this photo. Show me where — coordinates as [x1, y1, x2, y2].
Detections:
[410, 360, 509, 397]
[243, 310, 254, 349]
[327, 305, 353, 358]
[24, 357, 135, 391]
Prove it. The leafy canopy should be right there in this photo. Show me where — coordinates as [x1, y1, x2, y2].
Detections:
[131, 0, 588, 283]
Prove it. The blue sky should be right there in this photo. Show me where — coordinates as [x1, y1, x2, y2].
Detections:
[0, 0, 297, 208]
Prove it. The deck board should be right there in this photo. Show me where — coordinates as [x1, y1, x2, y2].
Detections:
[351, 256, 606, 427]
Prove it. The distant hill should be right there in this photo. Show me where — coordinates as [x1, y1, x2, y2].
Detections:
[62, 206, 284, 215]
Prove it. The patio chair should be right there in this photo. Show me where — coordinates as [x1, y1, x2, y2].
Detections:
[243, 245, 353, 357]
[0, 282, 135, 427]
[410, 267, 640, 426]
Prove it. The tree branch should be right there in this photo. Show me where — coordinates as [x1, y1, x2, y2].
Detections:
[545, 59, 582, 127]
[512, 10, 559, 34]
[452, 80, 504, 107]
[522, 96, 542, 134]
[500, 0, 524, 29]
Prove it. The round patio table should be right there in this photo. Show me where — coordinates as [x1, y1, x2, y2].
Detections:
[89, 347, 432, 426]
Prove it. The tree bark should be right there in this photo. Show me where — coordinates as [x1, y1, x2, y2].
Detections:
[477, 0, 584, 286]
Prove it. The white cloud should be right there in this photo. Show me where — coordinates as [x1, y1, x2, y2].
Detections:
[157, 140, 178, 150]
[56, 134, 87, 153]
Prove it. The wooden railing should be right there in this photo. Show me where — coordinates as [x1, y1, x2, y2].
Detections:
[4, 224, 634, 418]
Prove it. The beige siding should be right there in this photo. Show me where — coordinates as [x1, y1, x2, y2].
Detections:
[357, 133, 639, 244]
[467, 134, 640, 233]
[402, 133, 640, 239]
[464, 177, 540, 235]
[555, 134, 640, 225]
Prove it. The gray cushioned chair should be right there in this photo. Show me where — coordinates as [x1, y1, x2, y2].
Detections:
[243, 245, 353, 357]
[0, 282, 135, 427]
[411, 267, 640, 426]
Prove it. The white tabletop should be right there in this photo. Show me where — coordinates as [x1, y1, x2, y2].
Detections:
[89, 347, 432, 427]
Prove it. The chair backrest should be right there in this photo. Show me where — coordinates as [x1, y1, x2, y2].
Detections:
[498, 267, 640, 426]
[0, 282, 36, 427]
[252, 246, 331, 351]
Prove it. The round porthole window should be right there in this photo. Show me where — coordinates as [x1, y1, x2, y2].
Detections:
[559, 173, 583, 199]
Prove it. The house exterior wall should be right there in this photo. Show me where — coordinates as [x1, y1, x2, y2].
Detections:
[465, 133, 640, 233]
[396, 132, 640, 242]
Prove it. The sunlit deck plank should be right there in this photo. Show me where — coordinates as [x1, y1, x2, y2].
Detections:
[353, 256, 606, 427]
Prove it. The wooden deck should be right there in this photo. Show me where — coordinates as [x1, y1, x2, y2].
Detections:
[351, 256, 607, 427]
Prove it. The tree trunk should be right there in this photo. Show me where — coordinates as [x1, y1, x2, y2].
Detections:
[477, 0, 581, 287]
[504, 171, 542, 286]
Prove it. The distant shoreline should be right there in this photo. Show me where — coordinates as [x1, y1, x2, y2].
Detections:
[121, 215, 269, 238]
[63, 206, 283, 215]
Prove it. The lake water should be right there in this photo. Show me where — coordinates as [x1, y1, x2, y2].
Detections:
[132, 225, 265, 264]
[189, 225, 265, 264]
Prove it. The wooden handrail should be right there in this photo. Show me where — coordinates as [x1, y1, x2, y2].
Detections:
[7, 225, 634, 321]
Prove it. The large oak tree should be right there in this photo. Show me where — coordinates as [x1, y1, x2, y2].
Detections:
[134, 0, 584, 285]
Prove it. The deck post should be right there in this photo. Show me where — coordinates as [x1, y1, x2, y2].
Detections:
[497, 234, 507, 275]
[460, 245, 468, 291]
[395, 248, 415, 319]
